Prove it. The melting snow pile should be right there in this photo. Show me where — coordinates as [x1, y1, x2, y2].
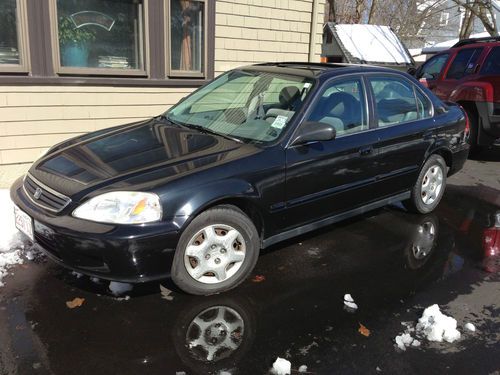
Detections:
[416, 304, 461, 343]
[395, 304, 462, 351]
[271, 357, 291, 375]
[0, 189, 24, 286]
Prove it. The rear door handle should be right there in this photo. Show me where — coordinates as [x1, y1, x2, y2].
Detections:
[359, 145, 374, 156]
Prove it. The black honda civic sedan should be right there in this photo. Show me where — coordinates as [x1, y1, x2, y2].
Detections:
[10, 63, 470, 295]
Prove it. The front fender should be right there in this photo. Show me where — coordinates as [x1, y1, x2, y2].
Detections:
[165, 178, 262, 230]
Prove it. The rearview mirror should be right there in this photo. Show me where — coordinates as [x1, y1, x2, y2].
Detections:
[291, 121, 336, 146]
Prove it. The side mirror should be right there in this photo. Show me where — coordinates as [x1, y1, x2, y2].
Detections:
[291, 121, 336, 146]
[407, 67, 417, 76]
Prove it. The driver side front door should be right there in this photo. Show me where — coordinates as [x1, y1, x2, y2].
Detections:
[283, 77, 382, 231]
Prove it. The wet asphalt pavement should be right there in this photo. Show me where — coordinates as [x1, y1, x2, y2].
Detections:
[1, 149, 499, 375]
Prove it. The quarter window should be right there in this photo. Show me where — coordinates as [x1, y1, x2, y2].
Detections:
[55, 0, 145, 73]
[446, 48, 483, 80]
[170, 0, 205, 76]
[307, 79, 368, 137]
[481, 47, 500, 74]
[370, 77, 428, 127]
[417, 53, 449, 80]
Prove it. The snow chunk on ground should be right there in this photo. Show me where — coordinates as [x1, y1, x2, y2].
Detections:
[465, 323, 476, 332]
[298, 365, 308, 373]
[343, 294, 358, 310]
[271, 357, 291, 375]
[344, 294, 354, 303]
[109, 281, 133, 296]
[395, 333, 415, 351]
[416, 304, 461, 343]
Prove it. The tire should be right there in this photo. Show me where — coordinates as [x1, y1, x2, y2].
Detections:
[403, 154, 447, 214]
[171, 205, 260, 295]
[465, 107, 483, 155]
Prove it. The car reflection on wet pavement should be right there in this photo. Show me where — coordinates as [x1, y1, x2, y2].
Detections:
[1, 154, 499, 375]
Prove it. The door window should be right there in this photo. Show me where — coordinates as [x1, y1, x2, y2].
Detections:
[417, 54, 449, 80]
[445, 48, 483, 80]
[307, 79, 368, 137]
[370, 77, 429, 127]
[481, 47, 500, 74]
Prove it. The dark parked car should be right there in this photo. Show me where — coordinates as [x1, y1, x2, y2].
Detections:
[10, 63, 470, 295]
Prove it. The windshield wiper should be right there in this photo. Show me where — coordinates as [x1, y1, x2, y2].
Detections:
[158, 114, 244, 144]
[182, 123, 244, 144]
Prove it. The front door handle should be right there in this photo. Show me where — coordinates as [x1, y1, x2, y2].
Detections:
[359, 145, 374, 156]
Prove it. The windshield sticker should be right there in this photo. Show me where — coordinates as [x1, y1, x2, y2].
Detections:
[271, 115, 288, 129]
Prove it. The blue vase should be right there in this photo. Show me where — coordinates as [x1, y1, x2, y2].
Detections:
[61, 43, 89, 67]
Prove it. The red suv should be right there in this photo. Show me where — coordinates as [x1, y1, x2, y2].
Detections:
[414, 37, 500, 151]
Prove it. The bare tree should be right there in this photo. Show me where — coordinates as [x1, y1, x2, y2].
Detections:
[451, 0, 499, 37]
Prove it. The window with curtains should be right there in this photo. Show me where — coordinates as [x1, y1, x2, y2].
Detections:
[54, 0, 146, 74]
[0, 0, 28, 72]
[0, 0, 214, 84]
[170, 0, 205, 76]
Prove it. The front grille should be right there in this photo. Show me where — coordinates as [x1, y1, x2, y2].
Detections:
[23, 174, 71, 213]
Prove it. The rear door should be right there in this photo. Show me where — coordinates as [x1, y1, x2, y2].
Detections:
[283, 76, 381, 230]
[366, 74, 436, 195]
[435, 47, 485, 99]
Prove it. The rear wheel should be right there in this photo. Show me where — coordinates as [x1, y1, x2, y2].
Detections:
[171, 205, 260, 295]
[403, 154, 447, 214]
[464, 107, 483, 155]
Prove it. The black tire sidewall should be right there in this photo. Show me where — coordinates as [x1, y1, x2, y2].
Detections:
[171, 206, 260, 295]
[411, 155, 447, 214]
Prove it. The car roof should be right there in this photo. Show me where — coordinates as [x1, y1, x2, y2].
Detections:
[240, 62, 404, 79]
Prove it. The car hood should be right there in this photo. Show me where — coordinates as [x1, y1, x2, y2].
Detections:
[29, 118, 259, 198]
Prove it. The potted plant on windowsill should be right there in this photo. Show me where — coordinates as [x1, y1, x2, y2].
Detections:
[58, 16, 95, 67]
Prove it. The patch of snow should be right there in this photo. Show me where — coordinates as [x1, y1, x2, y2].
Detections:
[271, 357, 291, 375]
[298, 365, 308, 373]
[0, 190, 26, 286]
[90, 277, 101, 284]
[0, 190, 23, 252]
[376, 366, 382, 372]
[416, 304, 461, 343]
[464, 323, 476, 332]
[334, 24, 412, 64]
[71, 271, 83, 278]
[0, 250, 23, 287]
[109, 281, 133, 296]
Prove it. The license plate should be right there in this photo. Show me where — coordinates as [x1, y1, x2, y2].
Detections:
[14, 205, 34, 241]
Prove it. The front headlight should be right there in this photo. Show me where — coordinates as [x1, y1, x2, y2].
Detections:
[73, 191, 162, 224]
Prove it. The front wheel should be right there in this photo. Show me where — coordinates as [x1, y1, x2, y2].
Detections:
[403, 155, 447, 214]
[171, 205, 260, 295]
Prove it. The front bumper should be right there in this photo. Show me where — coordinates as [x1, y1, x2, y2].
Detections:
[10, 176, 183, 283]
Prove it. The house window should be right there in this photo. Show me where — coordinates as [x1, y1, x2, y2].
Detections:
[439, 12, 449, 26]
[53, 0, 146, 75]
[0, 0, 29, 72]
[169, 0, 206, 77]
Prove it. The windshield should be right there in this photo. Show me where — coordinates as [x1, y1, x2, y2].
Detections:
[166, 69, 315, 144]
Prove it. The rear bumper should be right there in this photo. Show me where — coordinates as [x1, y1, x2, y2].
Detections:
[10, 176, 183, 283]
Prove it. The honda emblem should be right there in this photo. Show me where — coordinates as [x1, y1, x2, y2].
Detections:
[34, 187, 42, 200]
